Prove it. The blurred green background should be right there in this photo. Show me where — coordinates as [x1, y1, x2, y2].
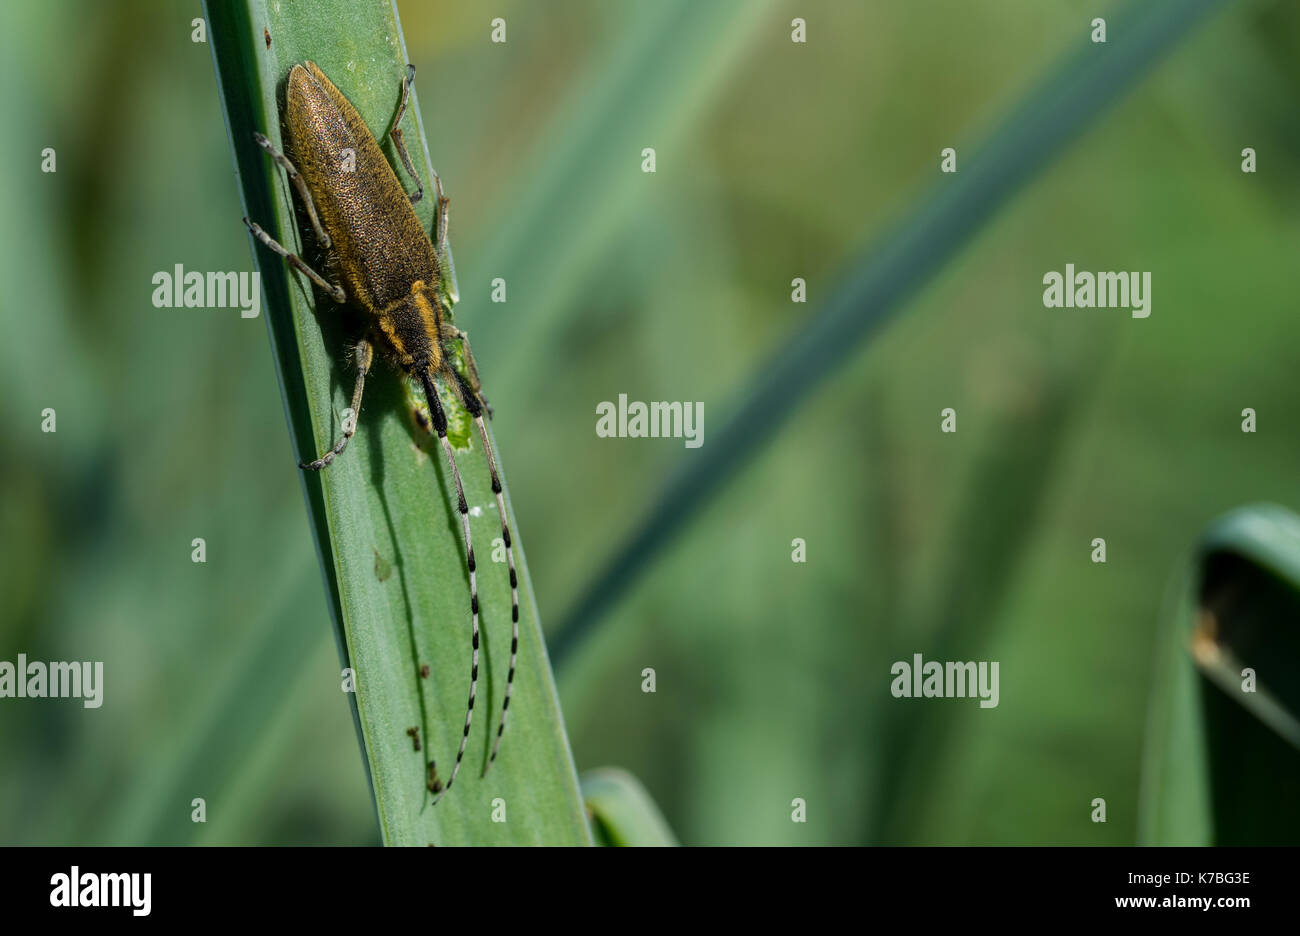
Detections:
[1, 0, 1297, 845]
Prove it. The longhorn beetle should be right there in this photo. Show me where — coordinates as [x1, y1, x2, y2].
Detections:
[242, 61, 518, 803]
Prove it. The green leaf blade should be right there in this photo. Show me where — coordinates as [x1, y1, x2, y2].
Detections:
[1141, 504, 1300, 845]
[582, 768, 677, 847]
[205, 0, 589, 846]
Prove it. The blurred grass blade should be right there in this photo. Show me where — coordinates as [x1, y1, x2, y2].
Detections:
[1138, 571, 1211, 846]
[869, 365, 1104, 842]
[1196, 505, 1300, 749]
[466, 0, 768, 382]
[205, 0, 588, 844]
[103, 552, 323, 844]
[581, 768, 677, 847]
[551, 0, 1232, 669]
[1191, 505, 1300, 844]
[1141, 504, 1300, 845]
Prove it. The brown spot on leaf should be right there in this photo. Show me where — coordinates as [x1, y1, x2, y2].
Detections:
[374, 549, 392, 582]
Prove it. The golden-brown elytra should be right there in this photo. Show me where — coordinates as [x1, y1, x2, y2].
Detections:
[285, 62, 446, 377]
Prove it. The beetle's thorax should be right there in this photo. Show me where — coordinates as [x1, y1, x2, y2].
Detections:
[373, 279, 445, 374]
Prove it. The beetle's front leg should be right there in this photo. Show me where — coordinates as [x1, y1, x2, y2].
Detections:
[388, 64, 424, 204]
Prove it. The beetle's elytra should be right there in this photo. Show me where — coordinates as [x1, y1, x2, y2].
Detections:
[242, 61, 520, 804]
[286, 62, 447, 374]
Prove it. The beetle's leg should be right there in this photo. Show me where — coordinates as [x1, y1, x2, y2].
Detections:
[301, 337, 373, 470]
[243, 218, 347, 303]
[389, 64, 424, 204]
[440, 322, 491, 417]
[428, 170, 460, 308]
[252, 132, 332, 249]
[430, 170, 450, 258]
[384, 61, 453, 291]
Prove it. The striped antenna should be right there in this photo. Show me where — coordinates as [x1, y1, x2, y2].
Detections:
[422, 372, 478, 806]
[445, 369, 520, 776]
